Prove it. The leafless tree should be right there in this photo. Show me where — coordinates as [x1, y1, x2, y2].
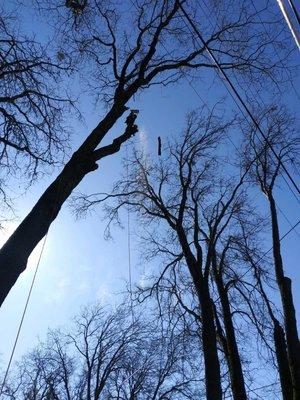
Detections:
[0, 6, 73, 199]
[243, 105, 300, 399]
[2, 303, 201, 399]
[72, 108, 257, 399]
[73, 104, 300, 399]
[235, 224, 293, 400]
[0, 0, 294, 307]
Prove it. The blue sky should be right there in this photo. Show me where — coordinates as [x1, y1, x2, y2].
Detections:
[0, 0, 299, 379]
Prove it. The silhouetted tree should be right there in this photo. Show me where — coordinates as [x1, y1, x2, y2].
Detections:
[0, 0, 293, 307]
[73, 108, 254, 399]
[243, 105, 300, 399]
[236, 225, 293, 400]
[74, 105, 300, 399]
[2, 304, 201, 399]
[0, 6, 72, 199]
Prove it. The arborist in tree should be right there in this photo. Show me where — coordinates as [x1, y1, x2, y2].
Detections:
[126, 109, 139, 127]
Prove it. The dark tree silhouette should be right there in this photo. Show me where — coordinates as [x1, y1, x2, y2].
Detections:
[0, 7, 72, 192]
[243, 105, 300, 400]
[72, 108, 255, 399]
[236, 227, 293, 400]
[0, 0, 293, 310]
[73, 104, 300, 399]
[1, 304, 201, 399]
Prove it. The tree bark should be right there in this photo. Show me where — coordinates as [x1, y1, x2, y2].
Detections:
[273, 319, 293, 400]
[176, 227, 223, 400]
[214, 272, 247, 400]
[0, 100, 129, 306]
[197, 278, 223, 400]
[268, 193, 300, 400]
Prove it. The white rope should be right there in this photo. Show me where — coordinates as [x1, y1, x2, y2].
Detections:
[0, 234, 48, 397]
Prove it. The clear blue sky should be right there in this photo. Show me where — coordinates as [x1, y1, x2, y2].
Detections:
[0, 0, 299, 375]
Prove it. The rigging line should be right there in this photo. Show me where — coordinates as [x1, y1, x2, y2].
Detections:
[0, 234, 48, 397]
[178, 2, 300, 201]
[123, 3, 296, 390]
[0, 168, 66, 396]
[125, 143, 134, 320]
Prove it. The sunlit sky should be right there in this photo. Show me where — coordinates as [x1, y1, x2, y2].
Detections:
[0, 1, 299, 373]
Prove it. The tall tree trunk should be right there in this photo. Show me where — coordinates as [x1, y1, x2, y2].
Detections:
[213, 272, 247, 400]
[254, 262, 293, 400]
[174, 215, 223, 399]
[0, 100, 128, 306]
[268, 193, 300, 399]
[197, 278, 223, 400]
[273, 319, 293, 400]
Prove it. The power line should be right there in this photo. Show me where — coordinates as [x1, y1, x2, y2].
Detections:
[127, 0, 300, 291]
[193, 0, 300, 210]
[127, 0, 300, 260]
[180, 1, 300, 212]
[211, 211, 300, 306]
[278, 216, 300, 242]
[196, 0, 300, 191]
[124, 3, 299, 395]
[224, 381, 280, 398]
[200, 0, 299, 115]
[277, 203, 300, 239]
[276, 0, 300, 49]
[236, 216, 300, 286]
[249, 0, 300, 100]
[287, 0, 300, 26]
[178, 2, 300, 202]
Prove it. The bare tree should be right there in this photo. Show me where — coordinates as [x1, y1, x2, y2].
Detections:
[2, 303, 201, 399]
[74, 104, 300, 399]
[0, 0, 294, 306]
[0, 6, 73, 196]
[72, 108, 258, 399]
[236, 225, 293, 400]
[243, 105, 300, 399]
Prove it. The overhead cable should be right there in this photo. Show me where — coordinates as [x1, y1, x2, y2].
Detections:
[276, 0, 300, 49]
[179, 2, 300, 200]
